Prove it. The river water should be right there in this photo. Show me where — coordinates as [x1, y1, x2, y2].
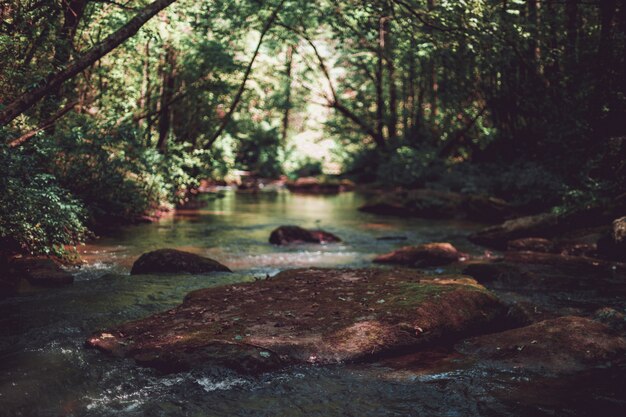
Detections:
[0, 190, 624, 417]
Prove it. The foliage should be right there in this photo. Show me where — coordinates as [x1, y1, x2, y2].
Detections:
[45, 118, 211, 227]
[234, 124, 285, 178]
[1, 0, 625, 255]
[376, 146, 442, 188]
[287, 157, 323, 179]
[0, 140, 87, 257]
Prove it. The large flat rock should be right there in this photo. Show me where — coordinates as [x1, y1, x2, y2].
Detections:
[87, 268, 507, 374]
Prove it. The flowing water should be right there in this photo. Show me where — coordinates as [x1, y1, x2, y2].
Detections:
[1, 190, 624, 417]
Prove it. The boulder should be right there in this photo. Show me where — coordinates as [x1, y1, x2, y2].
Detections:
[597, 217, 626, 262]
[269, 226, 341, 245]
[359, 189, 464, 219]
[463, 256, 626, 319]
[87, 268, 507, 374]
[0, 257, 74, 297]
[11, 258, 74, 287]
[373, 242, 467, 267]
[507, 237, 554, 253]
[464, 253, 626, 290]
[130, 249, 231, 275]
[359, 189, 513, 222]
[593, 307, 626, 332]
[457, 316, 626, 373]
[468, 213, 560, 250]
[0, 271, 20, 298]
[503, 251, 625, 273]
[462, 195, 513, 223]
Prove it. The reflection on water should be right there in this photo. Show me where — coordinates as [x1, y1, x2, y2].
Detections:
[76, 191, 480, 277]
[0, 191, 622, 417]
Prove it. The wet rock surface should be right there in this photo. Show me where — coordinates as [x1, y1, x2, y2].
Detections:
[269, 225, 341, 245]
[373, 242, 467, 267]
[0, 258, 74, 295]
[86, 268, 508, 374]
[130, 249, 232, 275]
[457, 316, 626, 374]
[462, 251, 626, 322]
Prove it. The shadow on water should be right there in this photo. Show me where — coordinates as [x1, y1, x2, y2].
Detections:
[1, 191, 624, 416]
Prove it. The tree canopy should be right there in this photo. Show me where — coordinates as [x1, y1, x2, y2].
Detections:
[1, 0, 625, 255]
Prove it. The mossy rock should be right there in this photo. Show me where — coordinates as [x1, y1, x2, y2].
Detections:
[130, 249, 231, 275]
[87, 268, 507, 374]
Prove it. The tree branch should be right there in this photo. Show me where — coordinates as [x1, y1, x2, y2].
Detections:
[8, 101, 79, 148]
[204, 0, 286, 148]
[0, 0, 177, 127]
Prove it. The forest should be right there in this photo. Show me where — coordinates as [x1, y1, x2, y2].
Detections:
[1, 0, 626, 416]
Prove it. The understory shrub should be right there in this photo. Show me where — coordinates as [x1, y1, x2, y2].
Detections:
[0, 143, 87, 257]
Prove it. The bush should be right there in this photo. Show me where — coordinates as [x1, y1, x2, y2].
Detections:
[376, 145, 444, 187]
[234, 126, 284, 178]
[0, 144, 87, 257]
[288, 157, 323, 178]
[44, 119, 209, 227]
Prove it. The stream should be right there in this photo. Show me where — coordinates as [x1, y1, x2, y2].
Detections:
[1, 190, 624, 417]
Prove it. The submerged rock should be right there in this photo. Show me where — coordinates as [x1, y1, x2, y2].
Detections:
[130, 249, 231, 275]
[373, 242, 467, 267]
[457, 316, 626, 373]
[269, 226, 341, 245]
[86, 268, 507, 374]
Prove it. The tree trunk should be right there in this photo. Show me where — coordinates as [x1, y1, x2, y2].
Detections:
[376, 15, 386, 141]
[282, 44, 294, 143]
[40, 0, 88, 126]
[427, 0, 438, 123]
[138, 39, 151, 131]
[157, 48, 176, 153]
[384, 10, 398, 140]
[0, 0, 177, 126]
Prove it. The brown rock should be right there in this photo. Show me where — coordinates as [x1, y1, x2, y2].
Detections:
[86, 268, 507, 374]
[374, 242, 467, 267]
[503, 251, 625, 273]
[269, 226, 341, 245]
[462, 195, 513, 223]
[457, 316, 626, 373]
[593, 307, 626, 332]
[469, 213, 560, 250]
[360, 189, 513, 222]
[359, 189, 465, 219]
[507, 238, 554, 253]
[130, 249, 231, 275]
[10, 258, 74, 287]
[597, 217, 626, 262]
